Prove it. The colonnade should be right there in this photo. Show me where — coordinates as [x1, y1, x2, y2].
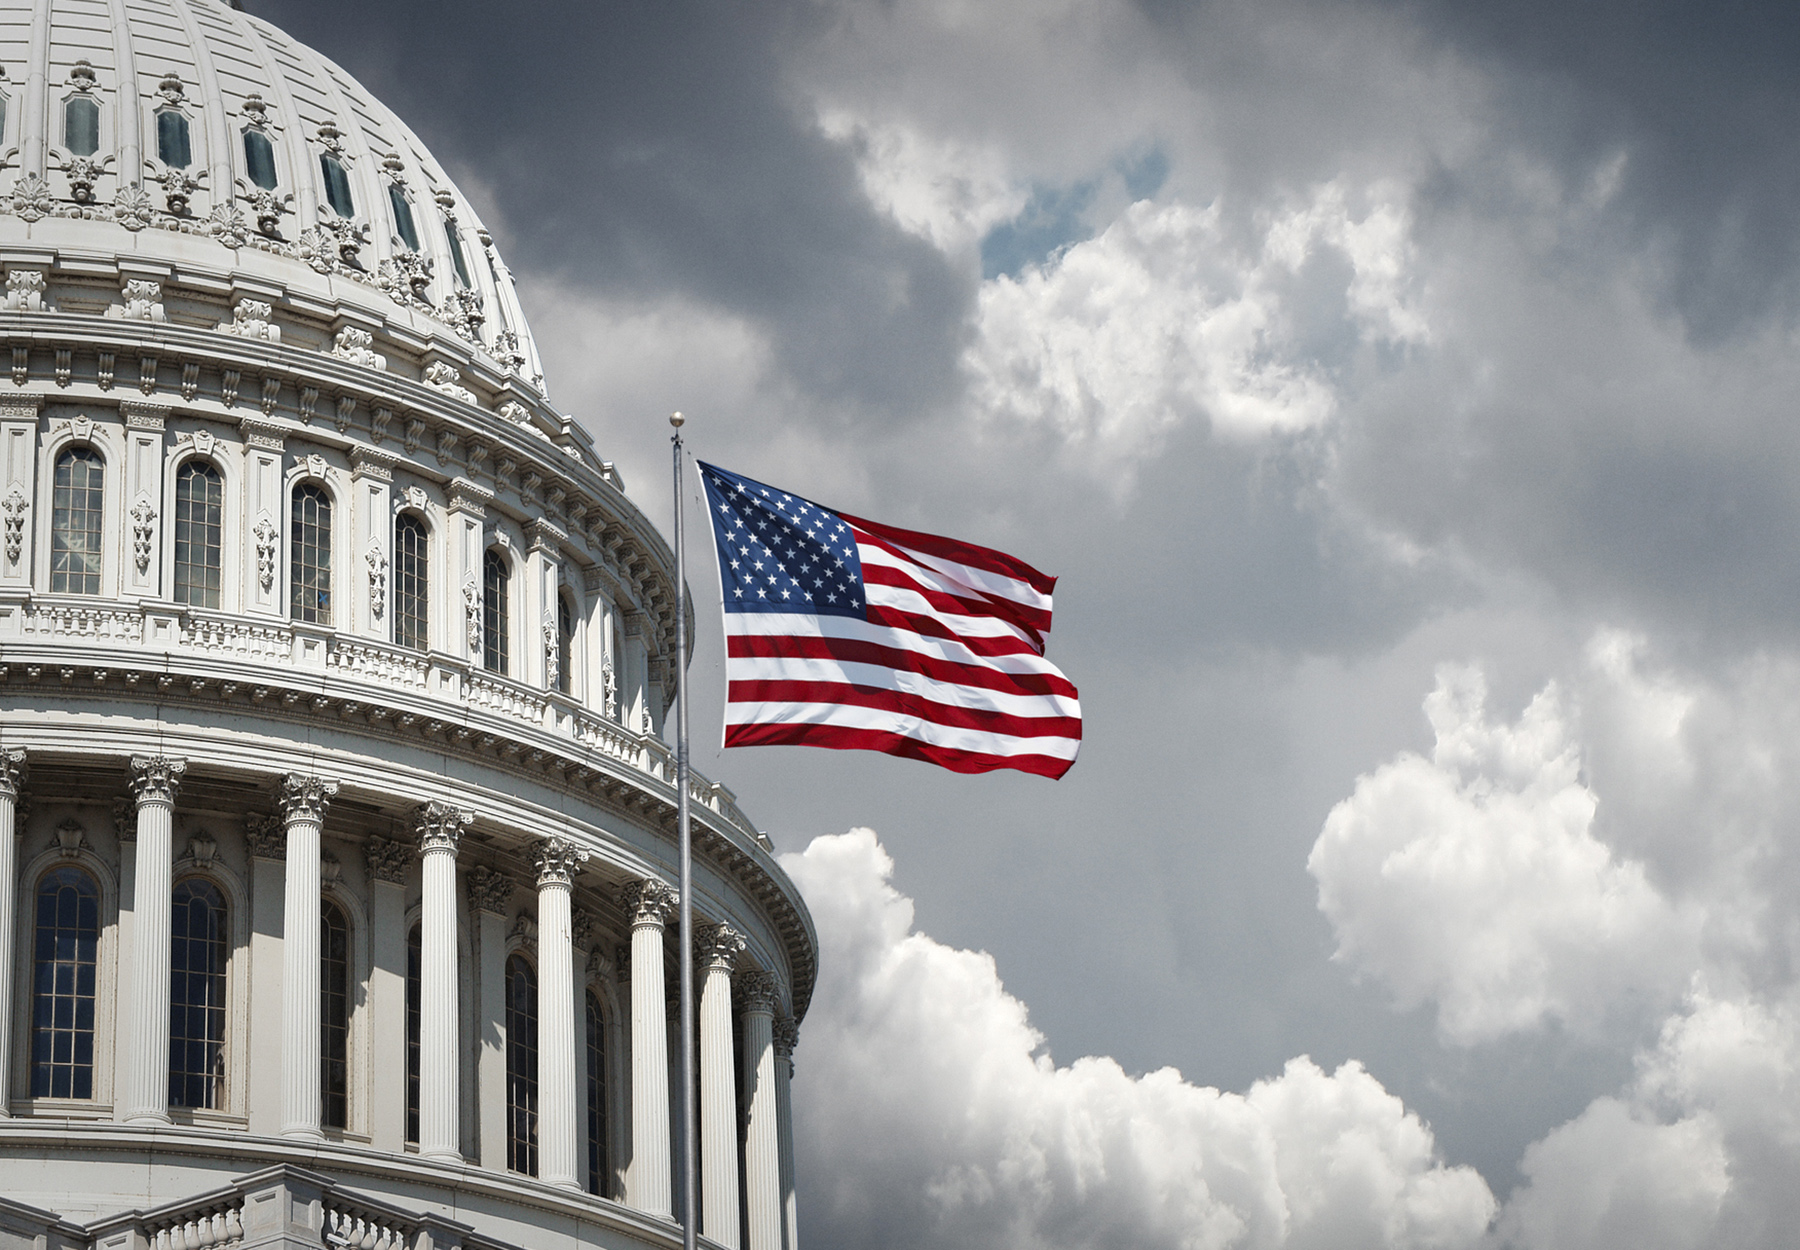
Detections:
[0, 752, 801, 1250]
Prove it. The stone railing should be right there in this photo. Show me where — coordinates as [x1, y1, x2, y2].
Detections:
[88, 1187, 245, 1250]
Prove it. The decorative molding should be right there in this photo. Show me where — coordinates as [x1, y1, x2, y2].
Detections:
[245, 813, 285, 861]
[366, 544, 388, 619]
[696, 921, 747, 971]
[0, 747, 26, 800]
[350, 446, 396, 481]
[620, 878, 678, 927]
[772, 1015, 798, 1059]
[509, 911, 538, 951]
[543, 614, 559, 691]
[364, 835, 411, 884]
[120, 401, 168, 430]
[467, 865, 512, 915]
[253, 515, 277, 591]
[239, 415, 285, 453]
[734, 969, 779, 1015]
[446, 478, 491, 517]
[113, 797, 134, 843]
[423, 361, 475, 404]
[3, 488, 27, 564]
[412, 800, 472, 854]
[128, 754, 186, 807]
[219, 298, 280, 342]
[278, 773, 339, 825]
[4, 268, 46, 311]
[531, 835, 589, 888]
[571, 906, 594, 951]
[320, 849, 342, 886]
[130, 496, 156, 573]
[330, 326, 387, 371]
[108, 279, 166, 323]
[53, 818, 86, 857]
[462, 576, 481, 652]
[181, 831, 217, 866]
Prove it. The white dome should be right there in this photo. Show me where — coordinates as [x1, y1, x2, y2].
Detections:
[0, 0, 544, 385]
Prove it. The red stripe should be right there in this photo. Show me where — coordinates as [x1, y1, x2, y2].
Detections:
[724, 720, 1077, 779]
[839, 512, 1059, 596]
[860, 603, 1046, 660]
[859, 562, 1052, 649]
[727, 633, 1080, 700]
[728, 679, 1083, 738]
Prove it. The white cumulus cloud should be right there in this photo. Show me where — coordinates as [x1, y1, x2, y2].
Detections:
[782, 828, 1495, 1250]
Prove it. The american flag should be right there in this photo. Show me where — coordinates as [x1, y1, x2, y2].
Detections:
[697, 462, 1082, 779]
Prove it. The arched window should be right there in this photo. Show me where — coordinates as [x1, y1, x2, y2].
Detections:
[585, 989, 607, 1195]
[64, 96, 98, 157]
[389, 184, 421, 252]
[405, 923, 421, 1144]
[31, 867, 100, 1099]
[557, 594, 575, 696]
[320, 153, 354, 218]
[322, 900, 350, 1130]
[505, 953, 538, 1175]
[291, 484, 332, 625]
[169, 878, 227, 1109]
[50, 446, 104, 595]
[243, 129, 277, 191]
[483, 550, 510, 674]
[445, 222, 472, 289]
[394, 514, 429, 651]
[156, 110, 191, 168]
[173, 460, 223, 608]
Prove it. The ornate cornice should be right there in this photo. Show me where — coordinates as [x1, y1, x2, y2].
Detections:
[620, 878, 678, 928]
[245, 812, 285, 861]
[531, 835, 588, 887]
[734, 969, 779, 1016]
[0, 746, 27, 800]
[696, 921, 746, 972]
[128, 754, 186, 806]
[445, 476, 492, 517]
[413, 800, 473, 854]
[278, 772, 339, 825]
[467, 865, 513, 915]
[364, 834, 411, 884]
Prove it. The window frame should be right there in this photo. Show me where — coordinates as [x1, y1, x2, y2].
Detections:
[320, 152, 355, 219]
[505, 950, 540, 1176]
[556, 591, 577, 697]
[28, 865, 102, 1102]
[393, 511, 431, 652]
[482, 548, 512, 675]
[155, 108, 193, 170]
[168, 874, 230, 1112]
[242, 127, 279, 192]
[321, 897, 352, 1131]
[63, 94, 100, 159]
[48, 443, 107, 597]
[13, 837, 119, 1117]
[290, 480, 335, 626]
[171, 457, 225, 609]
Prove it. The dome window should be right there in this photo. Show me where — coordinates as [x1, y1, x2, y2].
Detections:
[320, 153, 354, 218]
[64, 96, 98, 158]
[243, 129, 277, 191]
[445, 223, 472, 288]
[388, 183, 421, 252]
[156, 109, 191, 168]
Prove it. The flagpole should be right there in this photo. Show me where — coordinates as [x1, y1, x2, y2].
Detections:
[670, 411, 698, 1250]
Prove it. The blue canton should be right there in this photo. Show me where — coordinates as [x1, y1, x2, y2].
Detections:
[699, 462, 866, 618]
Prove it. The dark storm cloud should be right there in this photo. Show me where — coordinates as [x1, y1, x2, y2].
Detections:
[252, 0, 971, 414]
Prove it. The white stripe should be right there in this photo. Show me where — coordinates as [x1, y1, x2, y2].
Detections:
[860, 583, 1040, 648]
[726, 655, 1082, 718]
[854, 533, 1053, 613]
[725, 612, 1064, 677]
[726, 699, 1081, 760]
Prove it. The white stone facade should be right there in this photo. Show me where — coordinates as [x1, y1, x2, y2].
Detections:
[0, 3, 814, 1249]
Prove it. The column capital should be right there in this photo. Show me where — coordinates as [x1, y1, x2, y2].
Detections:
[621, 878, 677, 927]
[364, 835, 411, 884]
[413, 800, 473, 854]
[772, 1015, 798, 1059]
[734, 969, 780, 1016]
[128, 755, 185, 806]
[696, 921, 746, 972]
[532, 836, 589, 888]
[278, 773, 338, 824]
[468, 865, 513, 915]
[245, 813, 285, 860]
[0, 746, 26, 799]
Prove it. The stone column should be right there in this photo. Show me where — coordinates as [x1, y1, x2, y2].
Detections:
[533, 837, 589, 1187]
[120, 755, 184, 1124]
[0, 748, 24, 1116]
[278, 774, 337, 1139]
[468, 866, 513, 1170]
[737, 971, 782, 1250]
[623, 879, 677, 1219]
[773, 1017, 799, 1250]
[416, 800, 473, 1162]
[698, 922, 746, 1249]
[364, 835, 411, 1152]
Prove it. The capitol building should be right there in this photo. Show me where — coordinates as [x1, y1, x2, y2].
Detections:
[0, 2, 815, 1249]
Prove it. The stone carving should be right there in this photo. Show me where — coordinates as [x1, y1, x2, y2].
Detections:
[0, 747, 26, 799]
[4, 269, 46, 312]
[113, 797, 134, 842]
[403, 485, 428, 513]
[412, 800, 473, 854]
[108, 280, 166, 323]
[305, 453, 328, 481]
[543, 615, 559, 691]
[182, 832, 218, 866]
[260, 376, 281, 415]
[130, 497, 156, 573]
[253, 515, 277, 591]
[10, 174, 52, 223]
[139, 355, 158, 395]
[64, 156, 106, 205]
[571, 907, 594, 950]
[509, 912, 538, 950]
[316, 122, 347, 157]
[127, 754, 186, 806]
[696, 921, 747, 971]
[434, 430, 458, 467]
[734, 969, 780, 1014]
[364, 835, 411, 885]
[423, 361, 475, 403]
[278, 773, 339, 824]
[112, 185, 153, 232]
[468, 865, 513, 915]
[206, 205, 250, 249]
[250, 189, 288, 236]
[54, 819, 87, 857]
[68, 59, 97, 92]
[443, 288, 485, 342]
[244, 813, 284, 860]
[462, 575, 481, 651]
[772, 1015, 798, 1059]
[586, 943, 615, 979]
[371, 407, 393, 443]
[377, 252, 433, 305]
[156, 71, 185, 106]
[620, 878, 678, 925]
[335, 394, 356, 434]
[3, 487, 26, 564]
[330, 327, 387, 371]
[160, 168, 200, 217]
[219, 298, 279, 341]
[601, 653, 617, 720]
[192, 430, 215, 458]
[366, 544, 388, 619]
[240, 91, 269, 127]
[532, 835, 589, 887]
[491, 330, 527, 375]
[13, 346, 27, 386]
[320, 850, 342, 886]
[299, 387, 320, 422]
[220, 370, 239, 406]
[181, 363, 200, 400]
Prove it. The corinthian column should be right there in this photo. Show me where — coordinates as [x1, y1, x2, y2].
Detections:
[0, 748, 24, 1117]
[773, 1017, 799, 1250]
[121, 754, 185, 1124]
[737, 971, 782, 1250]
[416, 800, 473, 1161]
[698, 922, 746, 1249]
[623, 879, 678, 1219]
[279, 773, 337, 1139]
[533, 836, 589, 1188]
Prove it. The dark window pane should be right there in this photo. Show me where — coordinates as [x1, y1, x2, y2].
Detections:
[320, 153, 353, 218]
[557, 595, 574, 695]
[50, 447, 103, 595]
[506, 954, 538, 1175]
[65, 96, 98, 157]
[446, 224, 471, 289]
[169, 878, 227, 1108]
[586, 990, 606, 1195]
[174, 460, 223, 608]
[291, 484, 333, 625]
[406, 924, 421, 1144]
[389, 184, 420, 252]
[395, 514, 429, 651]
[321, 901, 350, 1129]
[483, 550, 509, 674]
[157, 110, 191, 168]
[30, 867, 99, 1100]
[243, 128, 277, 191]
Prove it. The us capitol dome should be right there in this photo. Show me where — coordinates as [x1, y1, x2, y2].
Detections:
[0, 2, 815, 1249]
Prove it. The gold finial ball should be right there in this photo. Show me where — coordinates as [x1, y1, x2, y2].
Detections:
[669, 411, 685, 428]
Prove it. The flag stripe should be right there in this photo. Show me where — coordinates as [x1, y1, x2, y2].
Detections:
[730, 610, 1061, 669]
[727, 678, 1083, 737]
[858, 558, 1051, 648]
[839, 511, 1059, 596]
[727, 633, 1080, 700]
[723, 698, 1081, 760]
[725, 721, 1074, 778]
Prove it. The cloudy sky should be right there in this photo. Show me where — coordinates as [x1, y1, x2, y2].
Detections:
[259, 1, 1800, 1245]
